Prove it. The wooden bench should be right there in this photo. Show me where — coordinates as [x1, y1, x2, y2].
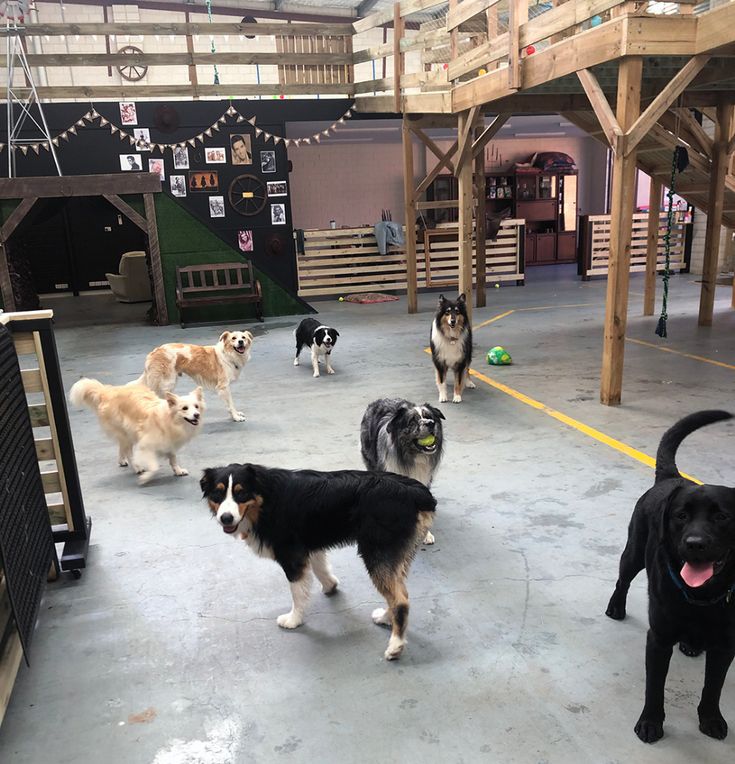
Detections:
[175, 261, 263, 328]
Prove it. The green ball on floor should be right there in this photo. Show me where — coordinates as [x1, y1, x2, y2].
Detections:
[487, 346, 512, 366]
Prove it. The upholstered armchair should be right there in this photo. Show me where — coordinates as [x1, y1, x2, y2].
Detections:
[106, 251, 153, 303]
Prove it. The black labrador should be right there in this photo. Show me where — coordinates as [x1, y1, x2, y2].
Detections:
[606, 410, 735, 744]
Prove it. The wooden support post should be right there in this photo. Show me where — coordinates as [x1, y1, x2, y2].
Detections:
[644, 177, 662, 317]
[143, 193, 169, 326]
[698, 102, 733, 326]
[475, 124, 487, 308]
[600, 56, 643, 406]
[508, 0, 528, 91]
[402, 119, 418, 314]
[0, 241, 15, 312]
[457, 110, 475, 318]
[393, 3, 404, 114]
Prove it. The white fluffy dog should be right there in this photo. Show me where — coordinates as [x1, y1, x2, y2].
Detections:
[69, 379, 205, 485]
[136, 331, 253, 422]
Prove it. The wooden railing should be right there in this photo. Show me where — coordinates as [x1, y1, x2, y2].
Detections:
[578, 212, 691, 279]
[295, 220, 524, 298]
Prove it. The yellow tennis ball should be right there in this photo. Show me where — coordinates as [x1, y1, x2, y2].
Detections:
[478, 68, 487, 76]
[338, 296, 344, 301]
[494, 283, 500, 288]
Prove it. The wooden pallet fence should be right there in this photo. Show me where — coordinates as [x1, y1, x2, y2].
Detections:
[295, 221, 524, 297]
[9, 320, 74, 530]
[276, 32, 353, 88]
[0, 571, 23, 728]
[581, 212, 689, 278]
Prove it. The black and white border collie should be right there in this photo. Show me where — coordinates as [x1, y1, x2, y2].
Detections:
[430, 293, 475, 403]
[360, 398, 445, 544]
[293, 317, 340, 377]
[201, 463, 435, 660]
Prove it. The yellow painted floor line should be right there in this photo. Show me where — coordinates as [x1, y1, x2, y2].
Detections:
[627, 337, 735, 372]
[422, 345, 699, 483]
[472, 309, 515, 330]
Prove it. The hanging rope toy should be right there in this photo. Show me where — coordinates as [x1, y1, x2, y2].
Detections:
[205, 0, 220, 85]
[655, 145, 689, 338]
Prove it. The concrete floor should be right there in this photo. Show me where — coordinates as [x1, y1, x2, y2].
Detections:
[2, 269, 735, 763]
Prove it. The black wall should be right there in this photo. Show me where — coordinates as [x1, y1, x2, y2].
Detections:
[1, 99, 357, 300]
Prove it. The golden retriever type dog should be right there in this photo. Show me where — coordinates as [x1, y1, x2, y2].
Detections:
[136, 330, 253, 422]
[69, 379, 204, 485]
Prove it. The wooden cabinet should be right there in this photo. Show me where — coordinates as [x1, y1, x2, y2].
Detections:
[427, 166, 579, 266]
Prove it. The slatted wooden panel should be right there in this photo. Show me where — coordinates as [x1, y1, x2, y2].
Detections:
[276, 34, 353, 87]
[0, 572, 23, 728]
[586, 212, 688, 277]
[12, 332, 71, 529]
[296, 222, 524, 297]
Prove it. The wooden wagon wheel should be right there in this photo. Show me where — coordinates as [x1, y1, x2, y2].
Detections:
[117, 45, 148, 82]
[228, 174, 267, 216]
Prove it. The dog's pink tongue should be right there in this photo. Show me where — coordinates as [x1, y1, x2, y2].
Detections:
[680, 562, 714, 588]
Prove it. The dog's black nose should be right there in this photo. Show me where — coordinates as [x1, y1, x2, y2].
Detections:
[426, 421, 435, 432]
[685, 535, 706, 552]
[192, 412, 200, 420]
[220, 512, 234, 526]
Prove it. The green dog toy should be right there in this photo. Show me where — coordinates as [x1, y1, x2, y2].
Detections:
[487, 346, 512, 366]
[416, 434, 436, 447]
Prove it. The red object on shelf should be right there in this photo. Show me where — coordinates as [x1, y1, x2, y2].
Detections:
[526, 45, 536, 55]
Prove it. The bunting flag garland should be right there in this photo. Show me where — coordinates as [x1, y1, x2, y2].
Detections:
[15, 103, 357, 160]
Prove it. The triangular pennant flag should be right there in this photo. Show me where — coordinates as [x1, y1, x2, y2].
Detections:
[236, 115, 245, 123]
[42, 142, 50, 151]
[218, 116, 227, 123]
[351, 104, 358, 113]
[284, 139, 292, 147]
[188, 138, 196, 146]
[226, 106, 237, 116]
[303, 138, 311, 145]
[119, 132, 127, 141]
[76, 119, 85, 126]
[338, 118, 345, 124]
[314, 135, 321, 143]
[274, 136, 282, 144]
[31, 144, 40, 155]
[212, 123, 220, 132]
[0, 143, 5, 152]
[129, 136, 135, 145]
[204, 128, 213, 137]
[61, 131, 69, 141]
[247, 117, 256, 125]
[197, 134, 204, 144]
[52, 138, 59, 146]
[20, 146, 28, 155]
[322, 129, 330, 136]
[255, 128, 262, 137]
[69, 125, 77, 134]
[99, 117, 108, 126]
[345, 109, 353, 118]
[110, 125, 118, 134]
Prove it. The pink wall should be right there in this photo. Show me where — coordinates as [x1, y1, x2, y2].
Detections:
[289, 141, 421, 230]
[289, 134, 608, 230]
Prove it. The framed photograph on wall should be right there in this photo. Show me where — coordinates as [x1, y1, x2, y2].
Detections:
[173, 146, 189, 169]
[230, 134, 253, 165]
[260, 151, 276, 174]
[188, 171, 219, 192]
[238, 230, 254, 252]
[119, 153, 143, 172]
[209, 196, 226, 218]
[133, 128, 150, 151]
[205, 147, 227, 164]
[170, 175, 186, 197]
[270, 203, 286, 225]
[267, 180, 287, 197]
[148, 158, 165, 181]
[119, 102, 137, 125]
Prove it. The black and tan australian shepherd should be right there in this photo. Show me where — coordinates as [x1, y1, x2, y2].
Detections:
[430, 293, 475, 403]
[201, 463, 436, 660]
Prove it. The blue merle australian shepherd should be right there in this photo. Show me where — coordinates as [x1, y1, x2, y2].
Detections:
[361, 398, 445, 544]
[430, 293, 475, 404]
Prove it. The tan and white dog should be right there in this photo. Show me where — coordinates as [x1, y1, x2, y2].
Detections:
[69, 379, 204, 485]
[136, 331, 253, 422]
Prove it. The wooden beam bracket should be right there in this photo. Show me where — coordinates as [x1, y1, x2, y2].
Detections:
[577, 69, 622, 151]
